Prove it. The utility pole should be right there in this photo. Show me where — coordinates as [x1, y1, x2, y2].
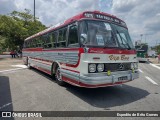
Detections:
[34, 0, 35, 21]
[140, 34, 143, 43]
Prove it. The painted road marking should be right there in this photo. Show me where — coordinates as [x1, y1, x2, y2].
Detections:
[149, 63, 160, 70]
[11, 65, 27, 68]
[138, 69, 144, 73]
[154, 64, 160, 65]
[0, 68, 26, 73]
[0, 64, 27, 73]
[0, 102, 12, 110]
[145, 76, 158, 85]
[2, 71, 17, 74]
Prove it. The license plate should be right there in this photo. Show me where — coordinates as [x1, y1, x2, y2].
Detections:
[118, 76, 128, 81]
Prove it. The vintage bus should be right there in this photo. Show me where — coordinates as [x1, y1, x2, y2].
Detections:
[23, 11, 139, 88]
[135, 43, 149, 62]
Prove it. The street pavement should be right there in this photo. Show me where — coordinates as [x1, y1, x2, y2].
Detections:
[0, 58, 160, 120]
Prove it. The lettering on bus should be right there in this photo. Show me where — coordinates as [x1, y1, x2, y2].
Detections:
[94, 14, 126, 27]
[95, 14, 120, 23]
[121, 55, 129, 61]
[109, 55, 129, 61]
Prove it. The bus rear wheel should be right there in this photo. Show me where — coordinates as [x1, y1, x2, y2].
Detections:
[55, 66, 65, 86]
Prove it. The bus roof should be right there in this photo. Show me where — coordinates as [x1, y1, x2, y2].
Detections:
[25, 11, 126, 41]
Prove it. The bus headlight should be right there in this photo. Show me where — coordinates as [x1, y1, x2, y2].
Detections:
[97, 64, 104, 72]
[89, 64, 96, 73]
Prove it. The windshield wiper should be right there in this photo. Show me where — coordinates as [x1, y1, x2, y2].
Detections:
[116, 30, 131, 50]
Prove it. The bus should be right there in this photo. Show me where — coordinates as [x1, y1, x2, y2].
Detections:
[22, 11, 139, 88]
[135, 43, 149, 62]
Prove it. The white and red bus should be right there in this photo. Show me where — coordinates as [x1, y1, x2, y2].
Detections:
[23, 11, 139, 88]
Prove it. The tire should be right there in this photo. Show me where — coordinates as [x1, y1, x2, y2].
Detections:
[55, 66, 65, 86]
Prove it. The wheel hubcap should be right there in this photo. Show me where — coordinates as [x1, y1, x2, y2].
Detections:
[56, 67, 62, 81]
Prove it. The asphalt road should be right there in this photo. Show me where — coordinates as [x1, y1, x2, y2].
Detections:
[0, 60, 160, 120]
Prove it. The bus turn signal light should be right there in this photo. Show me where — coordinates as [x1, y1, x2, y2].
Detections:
[107, 70, 111, 76]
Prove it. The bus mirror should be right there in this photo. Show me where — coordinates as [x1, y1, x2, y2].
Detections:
[80, 33, 87, 44]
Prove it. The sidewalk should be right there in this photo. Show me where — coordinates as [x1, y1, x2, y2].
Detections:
[0, 58, 24, 71]
[148, 58, 160, 64]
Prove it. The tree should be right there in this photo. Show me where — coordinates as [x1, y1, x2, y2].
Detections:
[156, 45, 160, 54]
[0, 9, 46, 51]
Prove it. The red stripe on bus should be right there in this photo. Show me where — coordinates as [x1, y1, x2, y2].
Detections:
[88, 48, 136, 54]
[78, 81, 129, 88]
[23, 47, 135, 54]
[30, 58, 52, 66]
[23, 48, 80, 52]
[32, 65, 51, 75]
[62, 76, 79, 85]
[43, 48, 80, 51]
[23, 48, 43, 51]
[30, 57, 53, 63]
[61, 68, 80, 73]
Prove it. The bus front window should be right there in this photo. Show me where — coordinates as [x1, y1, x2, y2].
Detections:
[112, 24, 134, 49]
[80, 20, 118, 48]
[79, 20, 134, 49]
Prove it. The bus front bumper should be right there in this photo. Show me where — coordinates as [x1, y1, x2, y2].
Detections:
[61, 69, 139, 88]
[79, 70, 139, 88]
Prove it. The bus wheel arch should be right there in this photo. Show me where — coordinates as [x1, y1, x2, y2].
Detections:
[51, 61, 65, 86]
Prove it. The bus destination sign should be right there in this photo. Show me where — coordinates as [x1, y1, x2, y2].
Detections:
[95, 14, 126, 27]
[84, 12, 127, 27]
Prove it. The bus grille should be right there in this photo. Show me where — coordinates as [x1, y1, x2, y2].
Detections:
[105, 63, 131, 72]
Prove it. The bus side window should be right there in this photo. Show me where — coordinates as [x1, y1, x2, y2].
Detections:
[43, 34, 52, 49]
[33, 39, 36, 47]
[57, 28, 67, 48]
[45, 33, 52, 48]
[68, 25, 78, 47]
[24, 41, 26, 48]
[28, 40, 31, 48]
[50, 32, 57, 48]
[35, 38, 38, 47]
[37, 37, 41, 47]
[30, 40, 34, 48]
[39, 36, 43, 47]
[26, 41, 28, 48]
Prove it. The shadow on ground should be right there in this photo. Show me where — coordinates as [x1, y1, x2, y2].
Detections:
[65, 84, 149, 109]
[31, 67, 150, 109]
[0, 76, 14, 120]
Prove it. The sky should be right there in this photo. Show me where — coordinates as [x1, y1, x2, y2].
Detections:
[0, 0, 160, 46]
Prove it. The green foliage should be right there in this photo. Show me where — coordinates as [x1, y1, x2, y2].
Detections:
[0, 9, 46, 51]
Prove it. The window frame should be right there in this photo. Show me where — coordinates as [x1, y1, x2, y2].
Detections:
[57, 27, 67, 48]
[67, 22, 80, 47]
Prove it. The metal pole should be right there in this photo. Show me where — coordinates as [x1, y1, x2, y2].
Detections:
[140, 34, 143, 43]
[34, 0, 35, 21]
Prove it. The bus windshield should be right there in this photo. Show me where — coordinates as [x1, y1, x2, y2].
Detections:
[79, 20, 134, 49]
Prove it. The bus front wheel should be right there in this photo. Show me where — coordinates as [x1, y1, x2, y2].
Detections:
[55, 66, 65, 86]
